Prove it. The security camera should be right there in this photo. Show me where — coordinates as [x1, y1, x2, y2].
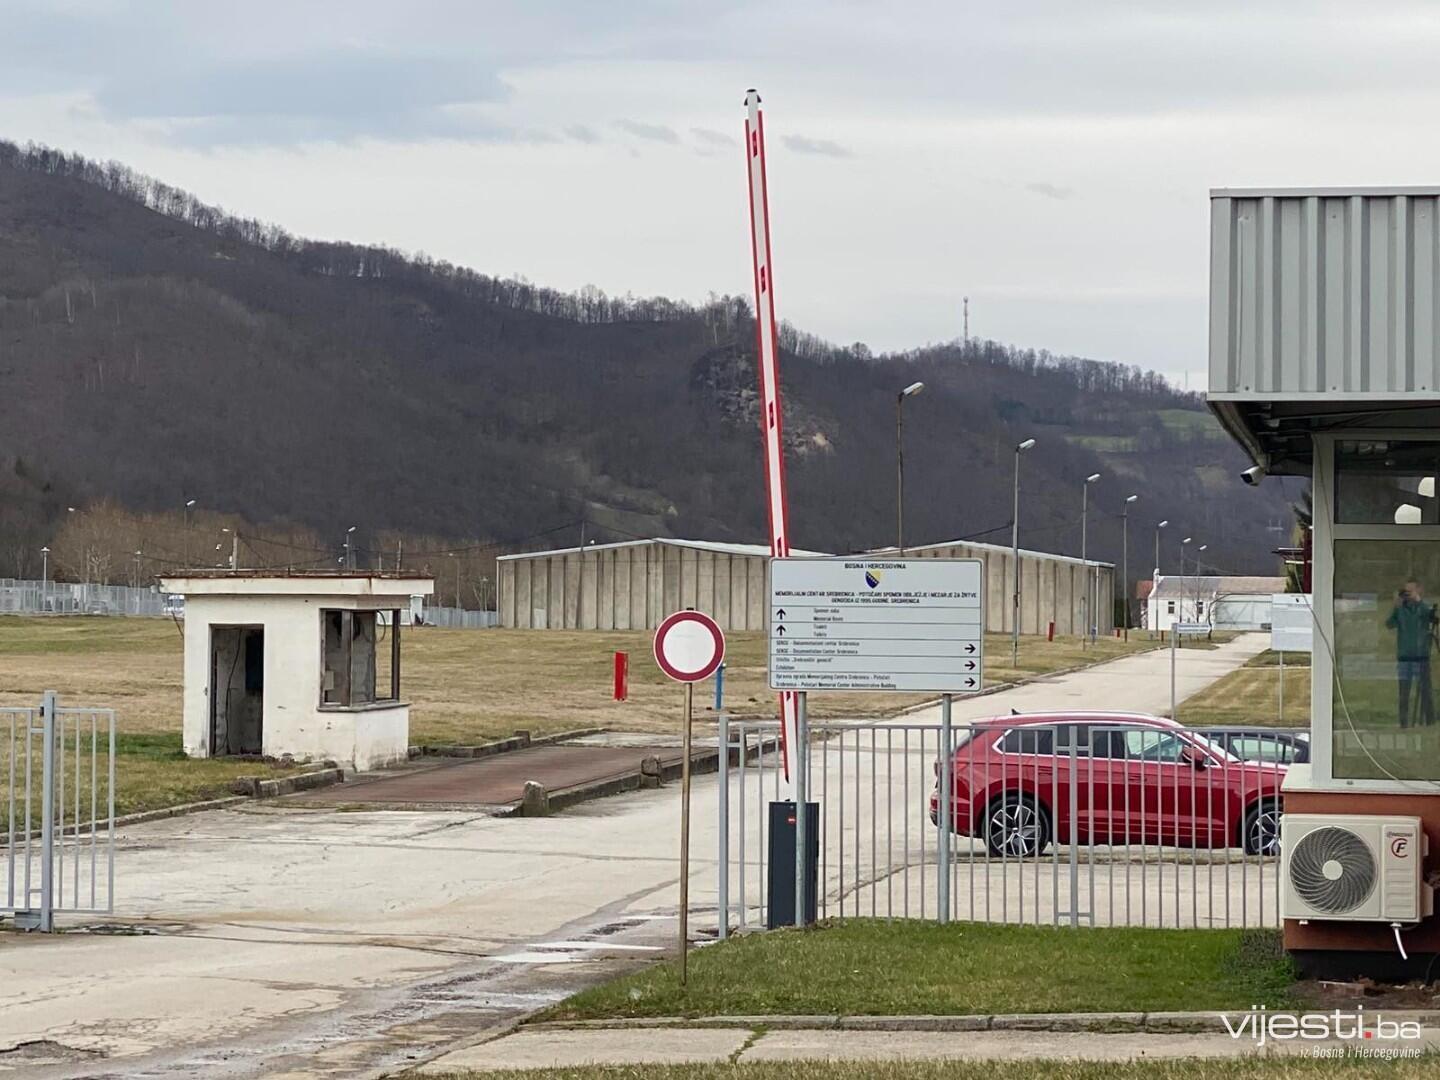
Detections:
[1240, 465, 1267, 486]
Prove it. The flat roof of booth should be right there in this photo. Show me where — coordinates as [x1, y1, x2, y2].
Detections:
[160, 572, 434, 597]
[1208, 187, 1440, 473]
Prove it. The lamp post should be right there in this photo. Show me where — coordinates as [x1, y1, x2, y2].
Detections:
[133, 550, 142, 589]
[896, 381, 925, 555]
[1081, 473, 1101, 644]
[1122, 495, 1138, 637]
[40, 545, 49, 611]
[1010, 437, 1036, 666]
[344, 525, 357, 571]
[1152, 520, 1168, 634]
[1181, 536, 1193, 578]
[183, 499, 196, 565]
[450, 552, 460, 610]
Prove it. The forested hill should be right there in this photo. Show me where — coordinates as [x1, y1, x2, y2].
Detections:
[0, 140, 1287, 583]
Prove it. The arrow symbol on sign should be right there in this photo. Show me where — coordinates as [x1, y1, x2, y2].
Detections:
[776, 626, 786, 636]
[965, 643, 976, 654]
[965, 660, 976, 670]
[775, 609, 787, 619]
[965, 677, 976, 688]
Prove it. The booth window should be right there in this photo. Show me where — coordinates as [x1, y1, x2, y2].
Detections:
[321, 610, 400, 707]
[1336, 440, 1440, 524]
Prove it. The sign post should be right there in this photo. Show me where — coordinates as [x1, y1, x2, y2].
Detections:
[1170, 622, 1210, 720]
[768, 557, 984, 926]
[653, 610, 725, 984]
[1270, 594, 1314, 724]
[769, 558, 984, 693]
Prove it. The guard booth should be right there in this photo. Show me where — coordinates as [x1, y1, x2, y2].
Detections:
[1209, 187, 1440, 976]
[160, 572, 434, 771]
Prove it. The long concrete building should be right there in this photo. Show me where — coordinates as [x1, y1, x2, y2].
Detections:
[497, 537, 1114, 635]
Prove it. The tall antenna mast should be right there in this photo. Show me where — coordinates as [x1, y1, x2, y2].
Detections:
[963, 296, 969, 344]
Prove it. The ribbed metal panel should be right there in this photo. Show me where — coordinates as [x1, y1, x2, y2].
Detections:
[1210, 189, 1440, 397]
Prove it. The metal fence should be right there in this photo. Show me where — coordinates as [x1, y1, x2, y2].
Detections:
[717, 716, 1298, 935]
[0, 577, 173, 617]
[2, 692, 116, 931]
[418, 605, 498, 629]
[0, 578, 498, 628]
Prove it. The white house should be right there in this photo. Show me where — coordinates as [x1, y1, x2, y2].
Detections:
[1144, 573, 1286, 633]
[160, 572, 434, 771]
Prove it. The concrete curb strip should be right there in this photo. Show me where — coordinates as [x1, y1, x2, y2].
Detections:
[412, 727, 610, 759]
[525, 1009, 1440, 1034]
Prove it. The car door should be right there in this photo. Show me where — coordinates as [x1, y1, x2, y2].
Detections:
[1108, 727, 1197, 847]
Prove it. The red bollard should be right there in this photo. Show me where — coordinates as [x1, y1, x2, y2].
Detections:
[613, 651, 629, 701]
[1046, 620, 1055, 642]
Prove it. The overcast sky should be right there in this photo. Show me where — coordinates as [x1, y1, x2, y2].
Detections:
[9, 1, 1440, 385]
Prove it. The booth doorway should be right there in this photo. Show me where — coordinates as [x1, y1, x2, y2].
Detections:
[210, 626, 264, 756]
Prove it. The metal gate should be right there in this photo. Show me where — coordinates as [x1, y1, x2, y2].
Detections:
[717, 715, 1293, 934]
[3, 691, 115, 931]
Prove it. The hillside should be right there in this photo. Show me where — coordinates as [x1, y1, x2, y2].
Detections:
[0, 141, 1288, 589]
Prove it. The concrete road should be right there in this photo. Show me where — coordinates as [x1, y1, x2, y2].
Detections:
[0, 633, 1266, 1078]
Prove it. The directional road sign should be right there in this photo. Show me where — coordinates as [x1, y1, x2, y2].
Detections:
[768, 558, 984, 693]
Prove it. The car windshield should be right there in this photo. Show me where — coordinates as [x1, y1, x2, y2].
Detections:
[1186, 731, 1242, 763]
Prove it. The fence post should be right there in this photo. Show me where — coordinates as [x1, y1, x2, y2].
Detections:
[717, 710, 729, 940]
[1068, 736, 1079, 928]
[794, 691, 808, 928]
[938, 694, 952, 924]
[38, 690, 56, 932]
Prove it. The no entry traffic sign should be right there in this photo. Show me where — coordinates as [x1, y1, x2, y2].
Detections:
[653, 610, 726, 683]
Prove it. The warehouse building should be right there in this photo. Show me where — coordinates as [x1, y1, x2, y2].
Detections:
[497, 537, 1114, 635]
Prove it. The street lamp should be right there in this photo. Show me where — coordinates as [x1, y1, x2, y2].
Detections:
[40, 546, 49, 610]
[1154, 520, 1169, 578]
[344, 525, 357, 571]
[896, 381, 925, 555]
[133, 550, 143, 589]
[1081, 473, 1101, 644]
[1011, 437, 1036, 666]
[184, 499, 197, 565]
[1122, 495, 1138, 636]
[450, 552, 460, 610]
[1181, 536, 1193, 577]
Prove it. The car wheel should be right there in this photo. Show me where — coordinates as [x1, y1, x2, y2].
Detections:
[1242, 799, 1282, 856]
[984, 793, 1050, 858]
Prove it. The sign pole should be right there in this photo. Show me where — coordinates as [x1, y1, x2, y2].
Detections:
[679, 679, 693, 985]
[794, 690, 808, 928]
[1278, 649, 1284, 722]
[1170, 627, 1178, 720]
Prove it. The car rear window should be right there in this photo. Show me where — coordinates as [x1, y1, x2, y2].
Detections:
[999, 727, 1055, 754]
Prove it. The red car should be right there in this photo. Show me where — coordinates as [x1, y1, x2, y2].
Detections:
[928, 712, 1285, 857]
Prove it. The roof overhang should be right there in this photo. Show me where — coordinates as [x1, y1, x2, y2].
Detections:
[160, 573, 434, 598]
[1207, 397, 1440, 476]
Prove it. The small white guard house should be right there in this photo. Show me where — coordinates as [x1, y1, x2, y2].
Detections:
[160, 572, 434, 771]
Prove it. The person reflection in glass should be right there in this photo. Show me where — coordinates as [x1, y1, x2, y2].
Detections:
[1386, 579, 1437, 728]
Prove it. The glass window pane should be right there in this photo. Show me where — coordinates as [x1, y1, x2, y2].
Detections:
[375, 611, 398, 701]
[1332, 539, 1440, 780]
[1336, 440, 1440, 524]
[350, 612, 377, 705]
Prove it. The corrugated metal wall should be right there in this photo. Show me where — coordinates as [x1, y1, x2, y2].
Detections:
[1210, 189, 1440, 397]
[499, 541, 1114, 634]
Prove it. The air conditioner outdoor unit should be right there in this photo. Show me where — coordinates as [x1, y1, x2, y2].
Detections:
[1281, 814, 1431, 923]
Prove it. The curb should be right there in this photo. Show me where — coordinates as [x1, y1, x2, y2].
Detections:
[513, 736, 781, 817]
[525, 1008, 1440, 1035]
[412, 727, 609, 760]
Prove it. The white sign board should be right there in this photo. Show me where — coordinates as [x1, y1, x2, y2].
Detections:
[1271, 593, 1314, 653]
[768, 558, 984, 693]
[1173, 622, 1211, 636]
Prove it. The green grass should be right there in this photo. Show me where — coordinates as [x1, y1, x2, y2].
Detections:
[425, 1060, 1440, 1080]
[1179, 655, 1310, 728]
[542, 922, 1299, 1021]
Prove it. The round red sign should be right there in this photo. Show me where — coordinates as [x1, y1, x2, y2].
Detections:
[653, 610, 725, 683]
